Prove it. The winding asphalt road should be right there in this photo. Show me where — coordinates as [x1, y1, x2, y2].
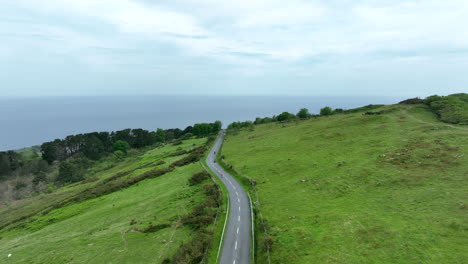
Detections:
[207, 132, 251, 264]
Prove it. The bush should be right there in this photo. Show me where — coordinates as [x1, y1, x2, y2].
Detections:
[333, 108, 344, 114]
[255, 117, 273, 124]
[170, 147, 207, 167]
[56, 160, 85, 184]
[32, 172, 47, 185]
[14, 181, 27, 191]
[142, 223, 171, 233]
[203, 184, 221, 203]
[342, 104, 384, 114]
[112, 150, 125, 160]
[113, 140, 130, 154]
[172, 140, 183, 146]
[296, 108, 310, 119]
[188, 171, 210, 185]
[277, 112, 295, 122]
[171, 231, 211, 264]
[263, 235, 274, 251]
[155, 160, 166, 166]
[399, 97, 424, 104]
[424, 94, 468, 124]
[320, 106, 333, 116]
[182, 133, 193, 140]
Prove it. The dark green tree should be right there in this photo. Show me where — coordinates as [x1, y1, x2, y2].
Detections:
[320, 106, 333, 116]
[41, 141, 59, 164]
[277, 112, 295, 121]
[82, 135, 105, 160]
[57, 160, 84, 183]
[113, 140, 130, 154]
[0, 153, 11, 176]
[193, 123, 213, 137]
[155, 128, 166, 143]
[296, 108, 310, 119]
[212, 120, 222, 133]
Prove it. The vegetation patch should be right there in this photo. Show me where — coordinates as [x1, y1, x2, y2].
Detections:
[188, 171, 210, 186]
[170, 146, 207, 167]
[141, 223, 172, 233]
[424, 93, 468, 124]
[168, 183, 222, 264]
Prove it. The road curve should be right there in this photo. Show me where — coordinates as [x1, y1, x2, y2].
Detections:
[207, 132, 251, 264]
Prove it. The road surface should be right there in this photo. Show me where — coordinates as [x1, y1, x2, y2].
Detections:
[207, 132, 251, 264]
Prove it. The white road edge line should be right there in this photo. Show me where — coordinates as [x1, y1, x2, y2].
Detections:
[248, 193, 255, 263]
[215, 180, 230, 264]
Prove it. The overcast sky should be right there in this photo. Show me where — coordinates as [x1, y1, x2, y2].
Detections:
[1, 0, 467, 97]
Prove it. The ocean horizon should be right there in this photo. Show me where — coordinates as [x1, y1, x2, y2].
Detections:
[0, 95, 405, 151]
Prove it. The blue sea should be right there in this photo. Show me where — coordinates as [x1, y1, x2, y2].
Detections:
[0, 95, 404, 151]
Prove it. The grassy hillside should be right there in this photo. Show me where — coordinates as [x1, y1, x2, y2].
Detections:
[424, 93, 468, 125]
[221, 104, 468, 263]
[0, 139, 204, 228]
[0, 138, 221, 263]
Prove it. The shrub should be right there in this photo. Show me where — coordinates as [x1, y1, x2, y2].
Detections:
[320, 106, 333, 116]
[296, 108, 310, 119]
[172, 140, 183, 146]
[170, 147, 207, 167]
[277, 112, 295, 122]
[399, 97, 424, 104]
[263, 235, 274, 251]
[14, 181, 27, 191]
[113, 150, 125, 160]
[188, 171, 210, 186]
[182, 133, 193, 140]
[155, 160, 166, 166]
[171, 231, 211, 264]
[333, 108, 344, 114]
[342, 104, 384, 114]
[203, 184, 221, 203]
[56, 160, 85, 184]
[142, 223, 171, 233]
[424, 94, 468, 124]
[32, 172, 47, 185]
[113, 140, 130, 154]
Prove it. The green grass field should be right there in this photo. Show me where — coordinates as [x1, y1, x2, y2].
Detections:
[0, 138, 215, 263]
[222, 104, 468, 263]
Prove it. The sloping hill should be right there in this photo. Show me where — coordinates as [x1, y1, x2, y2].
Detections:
[0, 139, 221, 263]
[221, 104, 468, 263]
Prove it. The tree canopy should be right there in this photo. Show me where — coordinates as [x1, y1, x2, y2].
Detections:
[320, 106, 333, 116]
[296, 108, 310, 119]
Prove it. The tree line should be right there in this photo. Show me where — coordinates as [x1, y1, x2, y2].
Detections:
[0, 120, 222, 189]
[227, 106, 343, 130]
[39, 122, 222, 164]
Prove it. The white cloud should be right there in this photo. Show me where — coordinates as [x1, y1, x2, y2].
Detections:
[2, 0, 468, 71]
